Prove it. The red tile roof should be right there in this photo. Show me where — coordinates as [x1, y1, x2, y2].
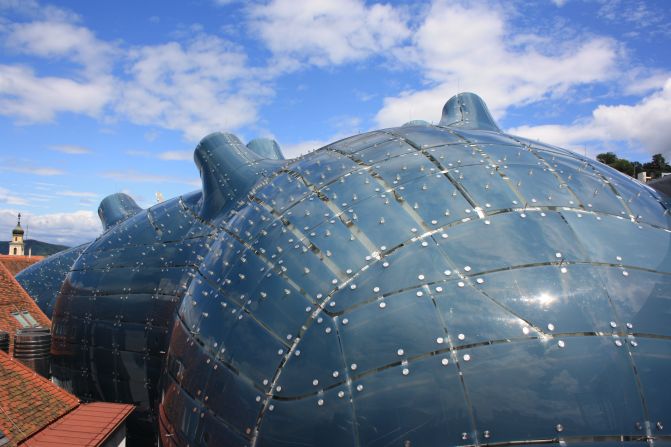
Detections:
[21, 403, 135, 447]
[0, 256, 43, 277]
[0, 262, 51, 352]
[0, 351, 134, 447]
[0, 351, 79, 447]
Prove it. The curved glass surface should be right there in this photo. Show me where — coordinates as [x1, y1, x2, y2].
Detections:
[20, 93, 670, 446]
[161, 95, 671, 447]
[50, 191, 220, 444]
[16, 243, 89, 318]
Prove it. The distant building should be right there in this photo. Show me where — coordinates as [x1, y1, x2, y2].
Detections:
[8, 214, 24, 256]
[637, 171, 651, 183]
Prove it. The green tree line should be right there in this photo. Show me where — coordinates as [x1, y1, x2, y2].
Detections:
[596, 152, 671, 179]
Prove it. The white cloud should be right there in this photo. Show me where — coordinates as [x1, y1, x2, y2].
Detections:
[597, 0, 669, 34]
[0, 64, 114, 123]
[507, 78, 671, 159]
[29, 167, 65, 175]
[2, 12, 262, 141]
[2, 165, 65, 176]
[374, 2, 619, 127]
[552, 0, 568, 6]
[279, 126, 364, 158]
[49, 145, 91, 154]
[32, 181, 61, 190]
[5, 20, 116, 75]
[248, 0, 410, 67]
[619, 70, 670, 97]
[125, 150, 151, 158]
[0, 187, 28, 206]
[282, 139, 331, 158]
[0, 208, 101, 246]
[117, 35, 269, 141]
[144, 130, 160, 141]
[56, 190, 97, 198]
[24, 192, 53, 202]
[158, 150, 192, 161]
[0, 0, 79, 22]
[328, 115, 363, 134]
[125, 149, 193, 161]
[0, 16, 117, 124]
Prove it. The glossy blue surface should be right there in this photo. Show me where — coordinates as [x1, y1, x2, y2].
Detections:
[16, 243, 89, 318]
[51, 191, 217, 441]
[19, 93, 671, 446]
[161, 94, 671, 446]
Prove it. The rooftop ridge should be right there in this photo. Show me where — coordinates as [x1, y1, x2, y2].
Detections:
[0, 351, 79, 445]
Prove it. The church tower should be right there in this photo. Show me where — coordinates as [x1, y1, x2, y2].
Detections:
[8, 213, 25, 256]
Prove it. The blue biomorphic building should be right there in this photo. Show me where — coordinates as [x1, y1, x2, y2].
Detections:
[17, 93, 671, 447]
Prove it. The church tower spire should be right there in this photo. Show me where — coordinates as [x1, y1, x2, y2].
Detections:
[9, 213, 25, 256]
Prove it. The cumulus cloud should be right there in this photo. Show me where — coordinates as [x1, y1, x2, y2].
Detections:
[0, 187, 28, 206]
[2, 165, 65, 176]
[125, 149, 193, 161]
[597, 0, 670, 35]
[158, 151, 192, 161]
[1, 8, 265, 140]
[0, 208, 101, 246]
[0, 64, 114, 123]
[620, 69, 671, 96]
[0, 16, 117, 123]
[0, 0, 667, 165]
[282, 139, 331, 158]
[56, 190, 98, 198]
[5, 20, 117, 74]
[248, 0, 410, 68]
[49, 145, 92, 154]
[508, 78, 671, 159]
[0, 29, 265, 139]
[117, 35, 269, 141]
[374, 2, 619, 127]
[125, 150, 151, 158]
[0, 0, 79, 22]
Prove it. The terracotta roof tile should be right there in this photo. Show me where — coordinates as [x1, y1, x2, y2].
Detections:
[0, 263, 50, 352]
[0, 351, 79, 447]
[21, 403, 135, 447]
[0, 257, 43, 277]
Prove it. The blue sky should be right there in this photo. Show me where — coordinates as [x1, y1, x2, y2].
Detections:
[1, 0, 670, 245]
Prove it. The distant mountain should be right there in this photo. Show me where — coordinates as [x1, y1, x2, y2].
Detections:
[0, 239, 69, 257]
